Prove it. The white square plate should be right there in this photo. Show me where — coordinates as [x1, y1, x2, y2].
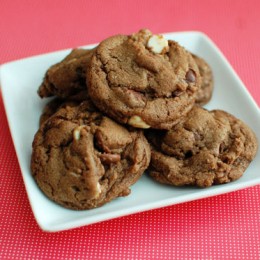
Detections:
[1, 31, 260, 232]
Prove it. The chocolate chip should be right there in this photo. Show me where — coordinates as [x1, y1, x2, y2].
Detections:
[184, 150, 193, 159]
[94, 130, 111, 153]
[125, 89, 146, 107]
[172, 89, 182, 97]
[185, 69, 196, 83]
[126, 89, 145, 102]
[99, 153, 121, 164]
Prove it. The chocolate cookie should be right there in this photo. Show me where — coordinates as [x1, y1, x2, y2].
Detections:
[147, 106, 258, 187]
[31, 101, 151, 210]
[87, 29, 201, 130]
[38, 48, 93, 98]
[39, 91, 88, 125]
[192, 54, 214, 105]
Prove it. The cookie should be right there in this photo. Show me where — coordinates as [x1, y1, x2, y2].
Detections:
[87, 29, 201, 130]
[38, 48, 93, 98]
[147, 106, 258, 187]
[31, 101, 151, 210]
[192, 54, 214, 105]
[39, 91, 88, 125]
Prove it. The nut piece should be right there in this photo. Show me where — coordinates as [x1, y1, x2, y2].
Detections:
[128, 115, 150, 129]
[91, 182, 102, 199]
[73, 125, 85, 141]
[95, 182, 102, 198]
[97, 182, 101, 193]
[147, 35, 169, 54]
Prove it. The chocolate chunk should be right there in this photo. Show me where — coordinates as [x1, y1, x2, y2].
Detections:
[185, 69, 196, 83]
[99, 153, 121, 164]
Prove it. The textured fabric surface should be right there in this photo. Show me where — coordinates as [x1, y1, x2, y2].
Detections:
[1, 0, 260, 259]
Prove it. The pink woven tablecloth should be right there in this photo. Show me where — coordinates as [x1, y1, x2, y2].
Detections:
[1, 1, 260, 259]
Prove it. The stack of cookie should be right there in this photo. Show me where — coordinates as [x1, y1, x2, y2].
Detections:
[31, 29, 258, 210]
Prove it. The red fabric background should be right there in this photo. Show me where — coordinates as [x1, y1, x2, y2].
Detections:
[1, 1, 260, 259]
